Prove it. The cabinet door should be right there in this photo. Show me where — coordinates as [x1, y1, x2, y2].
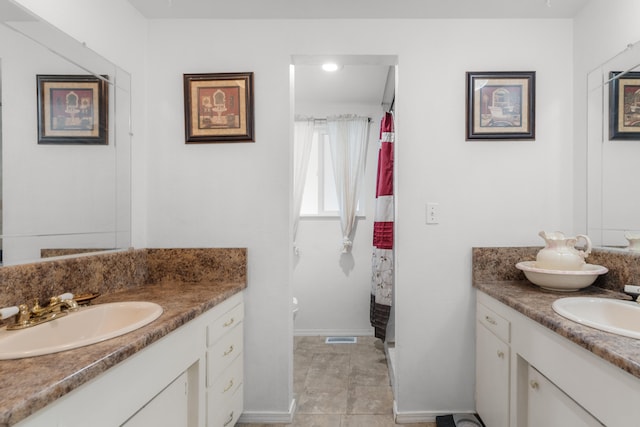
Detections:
[476, 323, 509, 427]
[527, 366, 604, 427]
[122, 371, 189, 427]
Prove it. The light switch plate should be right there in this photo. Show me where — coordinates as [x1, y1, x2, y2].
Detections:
[426, 203, 439, 224]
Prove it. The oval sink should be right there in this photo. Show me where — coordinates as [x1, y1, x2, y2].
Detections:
[0, 301, 163, 359]
[552, 297, 640, 339]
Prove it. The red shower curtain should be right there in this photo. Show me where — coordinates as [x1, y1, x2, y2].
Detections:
[370, 112, 394, 341]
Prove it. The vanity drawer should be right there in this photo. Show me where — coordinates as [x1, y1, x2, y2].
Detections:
[207, 301, 244, 347]
[208, 355, 243, 400]
[207, 324, 243, 384]
[477, 302, 510, 343]
[207, 381, 243, 427]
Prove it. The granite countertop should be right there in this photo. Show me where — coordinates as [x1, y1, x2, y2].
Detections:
[0, 279, 246, 427]
[474, 280, 640, 380]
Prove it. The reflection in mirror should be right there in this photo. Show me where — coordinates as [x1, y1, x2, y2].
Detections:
[0, 0, 131, 265]
[587, 41, 640, 249]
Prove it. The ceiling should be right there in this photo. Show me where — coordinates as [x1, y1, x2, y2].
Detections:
[127, 0, 590, 113]
[127, 0, 589, 20]
[293, 55, 395, 112]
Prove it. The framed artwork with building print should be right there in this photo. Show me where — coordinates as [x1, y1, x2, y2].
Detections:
[183, 72, 255, 143]
[37, 74, 109, 145]
[609, 71, 640, 140]
[466, 71, 536, 140]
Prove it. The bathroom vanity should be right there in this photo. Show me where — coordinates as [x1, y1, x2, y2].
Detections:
[0, 248, 247, 427]
[473, 247, 640, 426]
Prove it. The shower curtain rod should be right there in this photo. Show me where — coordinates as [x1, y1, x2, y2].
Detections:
[305, 117, 372, 123]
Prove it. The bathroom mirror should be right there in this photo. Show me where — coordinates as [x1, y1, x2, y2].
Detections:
[0, 0, 131, 265]
[587, 41, 640, 248]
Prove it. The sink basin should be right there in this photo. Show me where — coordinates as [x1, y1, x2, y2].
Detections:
[0, 301, 163, 359]
[552, 297, 640, 339]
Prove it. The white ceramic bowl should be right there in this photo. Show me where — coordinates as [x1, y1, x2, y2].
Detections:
[515, 261, 608, 292]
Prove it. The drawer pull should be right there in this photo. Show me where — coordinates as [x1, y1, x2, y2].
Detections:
[485, 315, 497, 325]
[497, 350, 505, 359]
[223, 345, 234, 356]
[530, 380, 539, 390]
[223, 379, 234, 393]
[223, 411, 234, 426]
[223, 317, 235, 327]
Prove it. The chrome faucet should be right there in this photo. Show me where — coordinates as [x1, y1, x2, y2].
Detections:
[1, 293, 78, 330]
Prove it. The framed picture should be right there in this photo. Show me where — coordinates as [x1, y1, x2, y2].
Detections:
[37, 74, 109, 145]
[183, 72, 255, 143]
[466, 71, 536, 140]
[609, 71, 640, 140]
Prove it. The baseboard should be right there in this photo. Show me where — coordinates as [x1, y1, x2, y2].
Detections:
[293, 328, 374, 337]
[238, 398, 296, 424]
[393, 401, 475, 423]
[384, 343, 397, 392]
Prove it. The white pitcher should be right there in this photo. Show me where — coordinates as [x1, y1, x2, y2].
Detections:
[536, 231, 592, 271]
[625, 231, 640, 252]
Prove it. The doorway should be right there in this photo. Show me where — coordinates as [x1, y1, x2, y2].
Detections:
[290, 55, 398, 422]
[290, 54, 397, 338]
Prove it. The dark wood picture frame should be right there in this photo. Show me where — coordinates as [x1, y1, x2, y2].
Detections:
[466, 71, 536, 140]
[37, 74, 109, 145]
[183, 72, 255, 143]
[609, 71, 640, 140]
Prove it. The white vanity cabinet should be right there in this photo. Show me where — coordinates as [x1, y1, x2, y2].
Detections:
[476, 291, 640, 427]
[475, 303, 510, 427]
[15, 292, 244, 427]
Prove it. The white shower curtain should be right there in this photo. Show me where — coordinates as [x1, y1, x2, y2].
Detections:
[326, 115, 370, 253]
[292, 119, 315, 254]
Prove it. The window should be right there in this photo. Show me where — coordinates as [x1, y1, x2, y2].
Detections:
[299, 124, 363, 217]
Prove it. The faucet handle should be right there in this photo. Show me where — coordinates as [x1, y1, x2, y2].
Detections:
[0, 306, 19, 320]
[40, 293, 75, 308]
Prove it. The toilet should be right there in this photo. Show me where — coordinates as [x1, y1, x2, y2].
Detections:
[292, 297, 299, 321]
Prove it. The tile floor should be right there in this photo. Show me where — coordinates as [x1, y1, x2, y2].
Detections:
[236, 336, 436, 427]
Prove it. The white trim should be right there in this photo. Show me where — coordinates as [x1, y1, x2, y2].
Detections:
[293, 328, 374, 337]
[238, 398, 296, 424]
[384, 342, 397, 394]
[393, 402, 478, 424]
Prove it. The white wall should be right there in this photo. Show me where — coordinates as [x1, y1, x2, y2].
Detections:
[145, 18, 574, 420]
[292, 101, 382, 336]
[394, 19, 574, 418]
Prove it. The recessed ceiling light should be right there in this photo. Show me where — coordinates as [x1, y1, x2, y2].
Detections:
[322, 63, 341, 72]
